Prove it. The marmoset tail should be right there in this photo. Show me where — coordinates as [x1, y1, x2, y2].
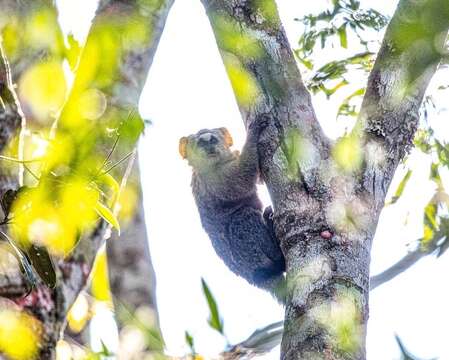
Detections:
[179, 123, 285, 299]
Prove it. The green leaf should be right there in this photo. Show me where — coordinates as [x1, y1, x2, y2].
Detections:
[98, 173, 120, 207]
[99, 340, 112, 356]
[27, 245, 56, 289]
[118, 110, 145, 145]
[337, 88, 365, 118]
[338, 24, 348, 48]
[1, 189, 17, 218]
[387, 169, 412, 205]
[95, 201, 120, 234]
[422, 200, 438, 245]
[429, 162, 442, 188]
[0, 231, 36, 290]
[201, 278, 224, 335]
[185, 331, 195, 354]
[65, 33, 82, 72]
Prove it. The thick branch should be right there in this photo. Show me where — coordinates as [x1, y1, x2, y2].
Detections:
[198, 0, 448, 358]
[358, 0, 449, 208]
[55, 0, 174, 348]
[201, 0, 329, 204]
[370, 243, 440, 291]
[107, 158, 159, 329]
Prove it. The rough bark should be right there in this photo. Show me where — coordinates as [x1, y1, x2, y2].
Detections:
[0, 0, 174, 358]
[202, 0, 449, 359]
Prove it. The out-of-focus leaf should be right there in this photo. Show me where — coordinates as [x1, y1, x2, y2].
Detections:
[337, 88, 365, 118]
[435, 140, 449, 167]
[201, 278, 224, 335]
[395, 335, 437, 360]
[97, 173, 120, 207]
[338, 24, 348, 48]
[90, 249, 111, 302]
[0, 307, 43, 360]
[386, 169, 412, 205]
[100, 340, 112, 356]
[422, 200, 438, 245]
[1, 189, 18, 218]
[185, 331, 195, 354]
[429, 163, 443, 189]
[308, 52, 373, 96]
[118, 110, 145, 145]
[414, 129, 433, 154]
[332, 135, 363, 173]
[65, 33, 82, 72]
[94, 201, 120, 234]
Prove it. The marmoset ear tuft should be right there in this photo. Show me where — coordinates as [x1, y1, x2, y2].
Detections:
[219, 127, 233, 147]
[179, 137, 188, 159]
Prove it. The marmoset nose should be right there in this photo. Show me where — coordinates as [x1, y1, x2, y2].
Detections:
[198, 133, 218, 147]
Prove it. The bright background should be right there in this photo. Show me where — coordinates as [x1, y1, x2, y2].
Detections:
[57, 0, 449, 359]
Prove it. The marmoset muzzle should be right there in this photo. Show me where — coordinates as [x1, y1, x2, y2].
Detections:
[197, 133, 219, 156]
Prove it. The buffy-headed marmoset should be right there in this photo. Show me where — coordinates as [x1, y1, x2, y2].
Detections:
[179, 122, 285, 299]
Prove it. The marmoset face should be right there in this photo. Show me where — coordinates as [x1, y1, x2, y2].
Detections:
[179, 128, 234, 169]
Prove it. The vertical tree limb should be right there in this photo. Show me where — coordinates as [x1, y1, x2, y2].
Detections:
[107, 158, 159, 328]
[50, 1, 174, 357]
[357, 0, 449, 211]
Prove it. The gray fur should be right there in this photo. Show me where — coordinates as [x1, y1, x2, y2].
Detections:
[181, 124, 285, 298]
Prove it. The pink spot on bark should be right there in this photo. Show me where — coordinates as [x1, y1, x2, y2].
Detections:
[81, 263, 90, 280]
[320, 230, 333, 239]
[14, 291, 38, 308]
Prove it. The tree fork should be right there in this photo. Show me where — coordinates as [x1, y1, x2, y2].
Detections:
[203, 0, 449, 359]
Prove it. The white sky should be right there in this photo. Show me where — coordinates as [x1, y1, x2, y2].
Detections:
[57, 1, 449, 359]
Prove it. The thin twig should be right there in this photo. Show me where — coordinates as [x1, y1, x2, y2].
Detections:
[370, 245, 437, 290]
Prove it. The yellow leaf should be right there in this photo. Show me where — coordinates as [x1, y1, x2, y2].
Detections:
[91, 249, 112, 302]
[94, 201, 120, 234]
[0, 308, 42, 360]
[97, 173, 120, 207]
[223, 55, 260, 108]
[19, 61, 67, 123]
[333, 135, 363, 173]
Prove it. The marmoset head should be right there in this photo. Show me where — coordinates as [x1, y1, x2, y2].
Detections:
[179, 128, 234, 168]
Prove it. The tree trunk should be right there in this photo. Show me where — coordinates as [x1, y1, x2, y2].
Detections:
[201, 0, 449, 359]
[107, 157, 159, 327]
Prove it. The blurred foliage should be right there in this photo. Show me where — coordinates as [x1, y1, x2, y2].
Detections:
[67, 292, 91, 334]
[0, 1, 151, 359]
[0, 306, 43, 360]
[91, 248, 112, 303]
[201, 278, 224, 335]
[294, 0, 449, 271]
[294, 0, 387, 116]
[332, 134, 363, 173]
[222, 54, 261, 109]
[0, 0, 150, 292]
[312, 287, 363, 354]
[184, 331, 195, 356]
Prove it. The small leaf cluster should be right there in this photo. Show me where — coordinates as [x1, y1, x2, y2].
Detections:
[294, 0, 388, 116]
